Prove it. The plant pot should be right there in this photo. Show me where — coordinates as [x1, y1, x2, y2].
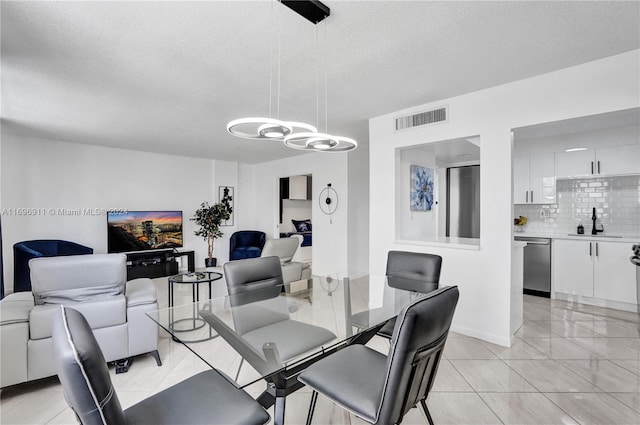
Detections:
[205, 258, 217, 268]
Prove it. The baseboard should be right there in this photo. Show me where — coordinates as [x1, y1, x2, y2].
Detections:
[553, 292, 638, 313]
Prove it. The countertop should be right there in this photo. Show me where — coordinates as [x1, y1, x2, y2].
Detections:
[514, 231, 640, 243]
[395, 237, 480, 250]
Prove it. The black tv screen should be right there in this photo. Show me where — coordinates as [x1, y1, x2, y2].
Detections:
[107, 211, 183, 253]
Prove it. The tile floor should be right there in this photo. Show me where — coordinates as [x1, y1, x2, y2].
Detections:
[1, 282, 639, 425]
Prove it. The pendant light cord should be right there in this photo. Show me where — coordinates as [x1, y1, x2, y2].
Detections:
[277, 6, 282, 120]
[268, 0, 274, 118]
[316, 25, 319, 130]
[268, 0, 282, 120]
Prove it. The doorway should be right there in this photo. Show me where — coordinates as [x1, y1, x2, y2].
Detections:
[279, 175, 313, 263]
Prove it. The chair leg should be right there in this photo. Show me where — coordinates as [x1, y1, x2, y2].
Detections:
[306, 391, 318, 425]
[420, 400, 434, 425]
[234, 357, 245, 382]
[149, 350, 162, 366]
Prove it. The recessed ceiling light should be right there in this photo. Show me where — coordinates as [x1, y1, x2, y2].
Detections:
[565, 147, 588, 152]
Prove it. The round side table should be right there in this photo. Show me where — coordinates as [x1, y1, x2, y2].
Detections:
[167, 271, 223, 343]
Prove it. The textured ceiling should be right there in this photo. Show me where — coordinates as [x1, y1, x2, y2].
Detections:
[2, 1, 639, 164]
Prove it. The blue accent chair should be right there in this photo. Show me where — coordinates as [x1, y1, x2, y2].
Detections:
[13, 240, 93, 292]
[229, 231, 266, 261]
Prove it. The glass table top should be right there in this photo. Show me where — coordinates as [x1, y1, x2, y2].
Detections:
[147, 273, 430, 388]
[169, 271, 223, 284]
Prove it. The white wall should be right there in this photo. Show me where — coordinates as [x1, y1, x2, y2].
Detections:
[238, 152, 350, 275]
[0, 135, 236, 292]
[514, 124, 639, 156]
[347, 143, 370, 274]
[369, 50, 640, 346]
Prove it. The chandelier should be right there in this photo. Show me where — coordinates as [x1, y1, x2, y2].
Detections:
[225, 0, 357, 153]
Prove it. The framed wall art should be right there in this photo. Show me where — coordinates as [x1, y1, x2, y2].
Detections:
[410, 164, 434, 211]
[218, 186, 234, 226]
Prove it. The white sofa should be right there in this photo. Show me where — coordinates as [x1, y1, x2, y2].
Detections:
[260, 238, 311, 283]
[0, 253, 160, 388]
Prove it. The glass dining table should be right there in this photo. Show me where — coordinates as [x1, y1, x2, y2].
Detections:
[147, 273, 429, 425]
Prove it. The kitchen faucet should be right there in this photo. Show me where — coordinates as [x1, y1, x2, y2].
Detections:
[591, 207, 604, 235]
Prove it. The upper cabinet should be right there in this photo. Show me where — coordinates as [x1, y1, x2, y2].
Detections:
[514, 153, 555, 204]
[595, 144, 640, 176]
[513, 156, 529, 204]
[555, 148, 595, 178]
[288, 175, 312, 200]
[555, 144, 640, 179]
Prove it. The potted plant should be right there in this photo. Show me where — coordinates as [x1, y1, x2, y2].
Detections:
[191, 191, 233, 267]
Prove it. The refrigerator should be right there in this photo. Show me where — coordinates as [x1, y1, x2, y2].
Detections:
[446, 165, 480, 238]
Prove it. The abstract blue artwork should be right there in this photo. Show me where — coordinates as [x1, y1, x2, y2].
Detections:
[410, 164, 434, 211]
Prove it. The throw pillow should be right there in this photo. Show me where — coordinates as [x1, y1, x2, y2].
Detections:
[292, 219, 312, 232]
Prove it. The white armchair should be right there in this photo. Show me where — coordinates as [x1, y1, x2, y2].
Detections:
[0, 253, 160, 388]
[260, 238, 311, 284]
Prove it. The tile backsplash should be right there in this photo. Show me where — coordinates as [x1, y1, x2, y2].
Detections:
[515, 175, 640, 236]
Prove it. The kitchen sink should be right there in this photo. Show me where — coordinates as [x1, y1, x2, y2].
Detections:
[567, 234, 623, 238]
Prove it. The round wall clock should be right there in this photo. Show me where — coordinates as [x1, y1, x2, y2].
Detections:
[319, 183, 338, 223]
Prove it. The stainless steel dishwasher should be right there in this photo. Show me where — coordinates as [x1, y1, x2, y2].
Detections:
[515, 237, 551, 297]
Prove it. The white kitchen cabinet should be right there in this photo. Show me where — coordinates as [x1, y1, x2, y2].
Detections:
[289, 175, 309, 200]
[513, 153, 555, 204]
[554, 240, 594, 297]
[595, 144, 640, 176]
[554, 239, 637, 304]
[513, 156, 530, 204]
[555, 149, 596, 178]
[555, 144, 640, 178]
[530, 153, 556, 204]
[593, 241, 637, 303]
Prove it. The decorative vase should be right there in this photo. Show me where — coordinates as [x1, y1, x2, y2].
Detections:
[205, 258, 217, 268]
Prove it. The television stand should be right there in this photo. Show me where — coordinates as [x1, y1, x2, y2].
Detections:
[125, 250, 195, 280]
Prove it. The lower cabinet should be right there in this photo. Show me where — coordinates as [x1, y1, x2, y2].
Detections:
[553, 240, 594, 297]
[593, 242, 637, 303]
[553, 239, 636, 304]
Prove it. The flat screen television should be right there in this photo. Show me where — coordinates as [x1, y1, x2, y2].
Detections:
[107, 211, 183, 253]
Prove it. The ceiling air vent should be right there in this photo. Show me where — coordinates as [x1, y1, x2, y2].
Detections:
[395, 106, 447, 131]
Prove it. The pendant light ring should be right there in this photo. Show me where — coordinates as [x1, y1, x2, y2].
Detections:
[283, 132, 357, 152]
[227, 117, 293, 140]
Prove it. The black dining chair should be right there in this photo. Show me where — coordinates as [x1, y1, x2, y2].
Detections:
[352, 250, 442, 339]
[52, 305, 270, 425]
[223, 256, 336, 379]
[299, 285, 459, 425]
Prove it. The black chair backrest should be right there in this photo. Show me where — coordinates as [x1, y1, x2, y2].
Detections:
[386, 251, 442, 293]
[376, 286, 459, 424]
[52, 306, 126, 425]
[223, 256, 288, 335]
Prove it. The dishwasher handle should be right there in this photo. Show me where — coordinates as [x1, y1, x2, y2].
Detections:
[520, 240, 550, 245]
